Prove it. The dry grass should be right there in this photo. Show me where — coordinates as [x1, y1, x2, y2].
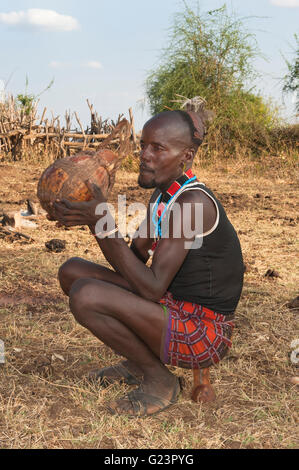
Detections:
[0, 158, 298, 449]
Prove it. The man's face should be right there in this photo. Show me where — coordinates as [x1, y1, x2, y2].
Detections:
[138, 115, 190, 190]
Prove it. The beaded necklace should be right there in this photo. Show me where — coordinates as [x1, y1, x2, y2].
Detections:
[148, 169, 197, 256]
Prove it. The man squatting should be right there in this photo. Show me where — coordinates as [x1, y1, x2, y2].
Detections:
[52, 110, 244, 417]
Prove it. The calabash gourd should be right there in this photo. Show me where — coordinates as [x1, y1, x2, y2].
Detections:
[37, 118, 131, 218]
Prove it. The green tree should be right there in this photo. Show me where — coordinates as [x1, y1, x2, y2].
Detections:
[146, 3, 277, 156]
[283, 34, 299, 113]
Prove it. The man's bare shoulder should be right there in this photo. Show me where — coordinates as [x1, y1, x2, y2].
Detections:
[174, 188, 217, 233]
[175, 188, 213, 206]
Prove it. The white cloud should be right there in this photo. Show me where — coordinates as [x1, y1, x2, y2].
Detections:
[0, 9, 80, 31]
[270, 0, 299, 7]
[85, 61, 103, 70]
[49, 61, 73, 69]
[49, 61, 103, 70]
[49, 61, 63, 68]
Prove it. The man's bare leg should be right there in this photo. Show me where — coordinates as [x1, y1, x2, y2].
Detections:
[58, 257, 131, 296]
[68, 278, 180, 416]
[58, 257, 143, 383]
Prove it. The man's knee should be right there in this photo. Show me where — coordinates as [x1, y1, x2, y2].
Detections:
[58, 257, 84, 295]
[69, 278, 99, 325]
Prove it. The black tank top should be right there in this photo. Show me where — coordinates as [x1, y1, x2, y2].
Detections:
[163, 182, 244, 315]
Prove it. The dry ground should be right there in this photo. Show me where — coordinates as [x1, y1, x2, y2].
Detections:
[0, 158, 298, 449]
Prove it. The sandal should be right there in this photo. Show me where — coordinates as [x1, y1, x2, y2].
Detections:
[87, 362, 142, 387]
[107, 377, 181, 417]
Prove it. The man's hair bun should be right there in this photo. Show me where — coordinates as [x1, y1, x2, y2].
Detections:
[171, 95, 215, 146]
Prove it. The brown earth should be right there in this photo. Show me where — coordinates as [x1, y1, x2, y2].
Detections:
[0, 160, 298, 449]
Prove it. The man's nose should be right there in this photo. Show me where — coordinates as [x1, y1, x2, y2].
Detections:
[140, 145, 151, 161]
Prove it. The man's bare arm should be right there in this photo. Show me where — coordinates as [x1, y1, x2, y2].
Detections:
[93, 190, 216, 301]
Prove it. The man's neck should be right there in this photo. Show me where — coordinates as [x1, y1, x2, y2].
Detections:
[159, 178, 179, 195]
[157, 168, 193, 194]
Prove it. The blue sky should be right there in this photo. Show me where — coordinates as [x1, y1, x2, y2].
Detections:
[0, 0, 298, 131]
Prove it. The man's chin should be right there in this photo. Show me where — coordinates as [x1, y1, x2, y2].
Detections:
[138, 174, 156, 189]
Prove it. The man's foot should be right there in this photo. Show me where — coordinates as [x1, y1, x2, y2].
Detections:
[87, 360, 143, 387]
[107, 374, 181, 417]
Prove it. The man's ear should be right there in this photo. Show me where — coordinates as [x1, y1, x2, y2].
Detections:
[184, 147, 195, 164]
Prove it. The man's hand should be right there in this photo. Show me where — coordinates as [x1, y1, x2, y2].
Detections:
[51, 181, 107, 228]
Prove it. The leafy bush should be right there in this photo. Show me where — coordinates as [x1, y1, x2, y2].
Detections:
[146, 3, 280, 158]
[16, 75, 54, 117]
[283, 34, 299, 113]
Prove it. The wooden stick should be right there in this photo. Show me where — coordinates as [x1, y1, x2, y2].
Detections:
[191, 368, 216, 403]
[60, 129, 66, 158]
[20, 132, 109, 140]
[0, 129, 26, 138]
[39, 107, 47, 125]
[0, 121, 8, 152]
[63, 142, 99, 148]
[74, 112, 87, 150]
[2, 121, 11, 152]
[129, 107, 137, 146]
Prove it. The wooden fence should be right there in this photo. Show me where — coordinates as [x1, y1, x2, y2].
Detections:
[0, 97, 138, 161]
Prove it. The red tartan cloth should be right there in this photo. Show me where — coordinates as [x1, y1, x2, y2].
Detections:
[159, 292, 235, 369]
